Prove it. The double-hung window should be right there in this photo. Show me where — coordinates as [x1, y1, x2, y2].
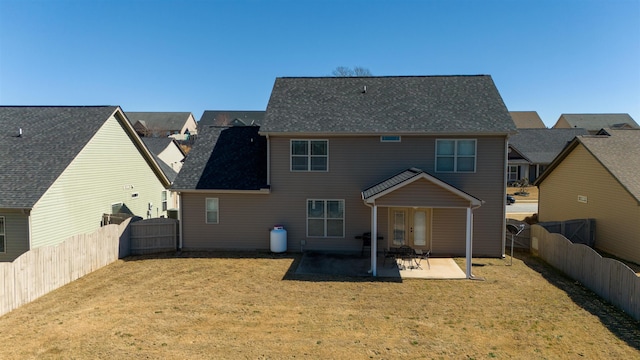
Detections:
[205, 198, 219, 224]
[291, 140, 328, 171]
[307, 200, 344, 237]
[0, 217, 5, 253]
[436, 139, 477, 172]
[161, 191, 168, 211]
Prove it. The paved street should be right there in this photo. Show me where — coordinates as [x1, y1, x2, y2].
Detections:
[506, 202, 538, 214]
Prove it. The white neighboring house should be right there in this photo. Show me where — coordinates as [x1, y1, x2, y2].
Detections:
[0, 106, 173, 262]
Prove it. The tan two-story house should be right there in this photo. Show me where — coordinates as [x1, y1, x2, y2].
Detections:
[172, 76, 516, 277]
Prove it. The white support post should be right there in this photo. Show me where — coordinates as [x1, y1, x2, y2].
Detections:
[465, 207, 473, 279]
[371, 205, 378, 277]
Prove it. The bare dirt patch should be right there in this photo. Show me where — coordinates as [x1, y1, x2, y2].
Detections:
[0, 251, 638, 359]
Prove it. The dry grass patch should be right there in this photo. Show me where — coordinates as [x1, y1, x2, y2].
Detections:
[0, 251, 638, 359]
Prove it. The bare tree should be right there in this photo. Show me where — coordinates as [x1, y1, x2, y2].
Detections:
[331, 66, 372, 77]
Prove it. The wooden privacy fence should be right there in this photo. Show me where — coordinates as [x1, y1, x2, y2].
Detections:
[0, 219, 131, 317]
[130, 218, 179, 255]
[538, 218, 596, 247]
[531, 225, 640, 321]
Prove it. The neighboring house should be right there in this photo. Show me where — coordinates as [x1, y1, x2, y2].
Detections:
[173, 75, 516, 277]
[507, 128, 589, 184]
[140, 137, 183, 211]
[126, 111, 198, 140]
[509, 111, 546, 129]
[198, 110, 265, 130]
[0, 106, 173, 262]
[534, 129, 640, 265]
[552, 113, 638, 134]
[141, 137, 186, 173]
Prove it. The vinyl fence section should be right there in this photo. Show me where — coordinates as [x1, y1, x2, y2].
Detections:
[130, 218, 178, 255]
[0, 219, 131, 317]
[531, 225, 640, 321]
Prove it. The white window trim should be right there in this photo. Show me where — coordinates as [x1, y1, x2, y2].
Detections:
[290, 139, 329, 172]
[306, 199, 345, 238]
[435, 139, 477, 173]
[380, 135, 401, 142]
[0, 216, 5, 253]
[205, 198, 219, 224]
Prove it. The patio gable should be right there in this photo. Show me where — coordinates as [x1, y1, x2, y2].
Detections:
[361, 168, 483, 208]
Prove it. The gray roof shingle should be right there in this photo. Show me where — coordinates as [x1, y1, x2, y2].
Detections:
[0, 106, 119, 208]
[172, 126, 267, 191]
[198, 110, 265, 128]
[509, 128, 589, 164]
[579, 129, 640, 202]
[126, 112, 193, 132]
[555, 114, 638, 131]
[261, 75, 516, 134]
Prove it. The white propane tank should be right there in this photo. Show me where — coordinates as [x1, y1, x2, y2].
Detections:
[270, 225, 287, 253]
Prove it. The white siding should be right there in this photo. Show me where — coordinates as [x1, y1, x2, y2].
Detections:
[30, 115, 167, 249]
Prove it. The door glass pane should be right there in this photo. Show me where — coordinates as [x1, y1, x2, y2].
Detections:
[413, 211, 426, 246]
[393, 211, 405, 246]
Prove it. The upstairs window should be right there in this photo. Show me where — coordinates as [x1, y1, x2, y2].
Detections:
[436, 139, 476, 172]
[291, 140, 328, 171]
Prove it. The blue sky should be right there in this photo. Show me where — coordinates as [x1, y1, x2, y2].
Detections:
[1, 0, 638, 127]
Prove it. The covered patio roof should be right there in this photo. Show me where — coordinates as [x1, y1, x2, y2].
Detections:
[360, 167, 483, 279]
[361, 167, 483, 207]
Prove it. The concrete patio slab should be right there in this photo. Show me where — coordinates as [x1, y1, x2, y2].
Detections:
[296, 252, 467, 279]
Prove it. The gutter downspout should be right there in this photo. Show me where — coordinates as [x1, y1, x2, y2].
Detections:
[266, 134, 271, 187]
[502, 139, 509, 258]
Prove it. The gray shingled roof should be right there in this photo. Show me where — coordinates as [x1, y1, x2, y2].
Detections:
[198, 110, 265, 128]
[126, 112, 192, 132]
[0, 106, 119, 208]
[142, 137, 174, 155]
[535, 129, 640, 202]
[261, 76, 516, 134]
[555, 114, 638, 131]
[579, 130, 640, 202]
[141, 138, 179, 183]
[509, 128, 589, 164]
[361, 167, 482, 205]
[172, 126, 267, 191]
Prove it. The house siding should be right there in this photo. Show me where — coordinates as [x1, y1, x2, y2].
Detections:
[158, 143, 184, 172]
[0, 210, 30, 262]
[182, 135, 506, 257]
[30, 115, 168, 249]
[538, 145, 640, 264]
